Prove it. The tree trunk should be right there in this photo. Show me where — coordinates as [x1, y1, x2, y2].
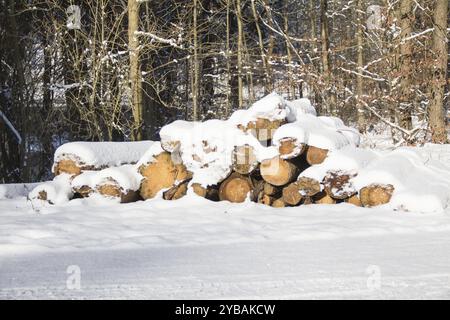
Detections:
[236, 0, 244, 109]
[397, 0, 414, 132]
[428, 0, 448, 143]
[192, 0, 199, 120]
[355, 0, 366, 132]
[128, 0, 143, 140]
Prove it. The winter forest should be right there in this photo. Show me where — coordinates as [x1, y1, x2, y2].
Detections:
[0, 0, 448, 184]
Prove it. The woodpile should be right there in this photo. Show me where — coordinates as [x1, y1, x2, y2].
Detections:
[32, 94, 398, 209]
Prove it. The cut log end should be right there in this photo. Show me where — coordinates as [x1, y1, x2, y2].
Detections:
[323, 170, 357, 200]
[278, 138, 305, 159]
[297, 176, 321, 197]
[346, 194, 362, 206]
[282, 182, 302, 206]
[244, 118, 285, 141]
[97, 183, 140, 203]
[53, 159, 82, 176]
[314, 191, 336, 204]
[232, 145, 258, 175]
[139, 151, 191, 200]
[260, 156, 299, 186]
[306, 146, 329, 165]
[360, 184, 394, 207]
[272, 198, 286, 208]
[219, 174, 252, 203]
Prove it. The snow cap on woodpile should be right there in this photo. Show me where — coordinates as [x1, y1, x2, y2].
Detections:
[352, 148, 450, 213]
[272, 114, 360, 151]
[53, 141, 155, 172]
[285, 98, 317, 122]
[28, 173, 73, 205]
[72, 164, 142, 194]
[228, 92, 290, 127]
[158, 118, 278, 187]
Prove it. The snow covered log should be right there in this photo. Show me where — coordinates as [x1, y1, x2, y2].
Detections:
[138, 149, 192, 200]
[322, 170, 357, 200]
[296, 177, 321, 197]
[28, 174, 73, 205]
[53, 141, 154, 176]
[232, 144, 258, 175]
[240, 118, 286, 142]
[71, 165, 142, 203]
[229, 93, 290, 142]
[260, 156, 300, 186]
[277, 138, 306, 160]
[159, 120, 195, 153]
[360, 184, 394, 207]
[218, 173, 252, 203]
[282, 182, 302, 206]
[306, 146, 329, 165]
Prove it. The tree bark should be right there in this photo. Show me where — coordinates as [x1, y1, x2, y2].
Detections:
[428, 0, 448, 143]
[356, 0, 366, 132]
[236, 0, 244, 109]
[396, 0, 414, 132]
[128, 0, 143, 140]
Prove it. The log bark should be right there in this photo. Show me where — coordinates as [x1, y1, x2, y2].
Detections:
[263, 182, 281, 196]
[278, 138, 306, 159]
[139, 151, 192, 200]
[260, 156, 300, 186]
[73, 185, 93, 198]
[97, 183, 140, 203]
[192, 183, 220, 201]
[306, 146, 328, 165]
[218, 173, 252, 203]
[427, 0, 448, 143]
[282, 182, 302, 206]
[258, 193, 274, 206]
[232, 144, 258, 174]
[163, 181, 189, 200]
[323, 171, 357, 199]
[360, 184, 394, 207]
[297, 176, 321, 197]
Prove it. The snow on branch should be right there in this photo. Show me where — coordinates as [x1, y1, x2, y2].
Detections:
[401, 28, 434, 44]
[134, 31, 184, 49]
[0, 110, 22, 144]
[339, 67, 386, 82]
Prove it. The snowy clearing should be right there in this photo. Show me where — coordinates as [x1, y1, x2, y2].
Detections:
[1, 144, 450, 299]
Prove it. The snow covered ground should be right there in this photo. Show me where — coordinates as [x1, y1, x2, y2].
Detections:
[1, 144, 450, 299]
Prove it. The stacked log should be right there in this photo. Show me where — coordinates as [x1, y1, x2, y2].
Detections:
[305, 146, 328, 165]
[139, 151, 192, 200]
[260, 156, 300, 186]
[35, 94, 402, 210]
[232, 145, 258, 175]
[360, 184, 394, 207]
[219, 173, 253, 203]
